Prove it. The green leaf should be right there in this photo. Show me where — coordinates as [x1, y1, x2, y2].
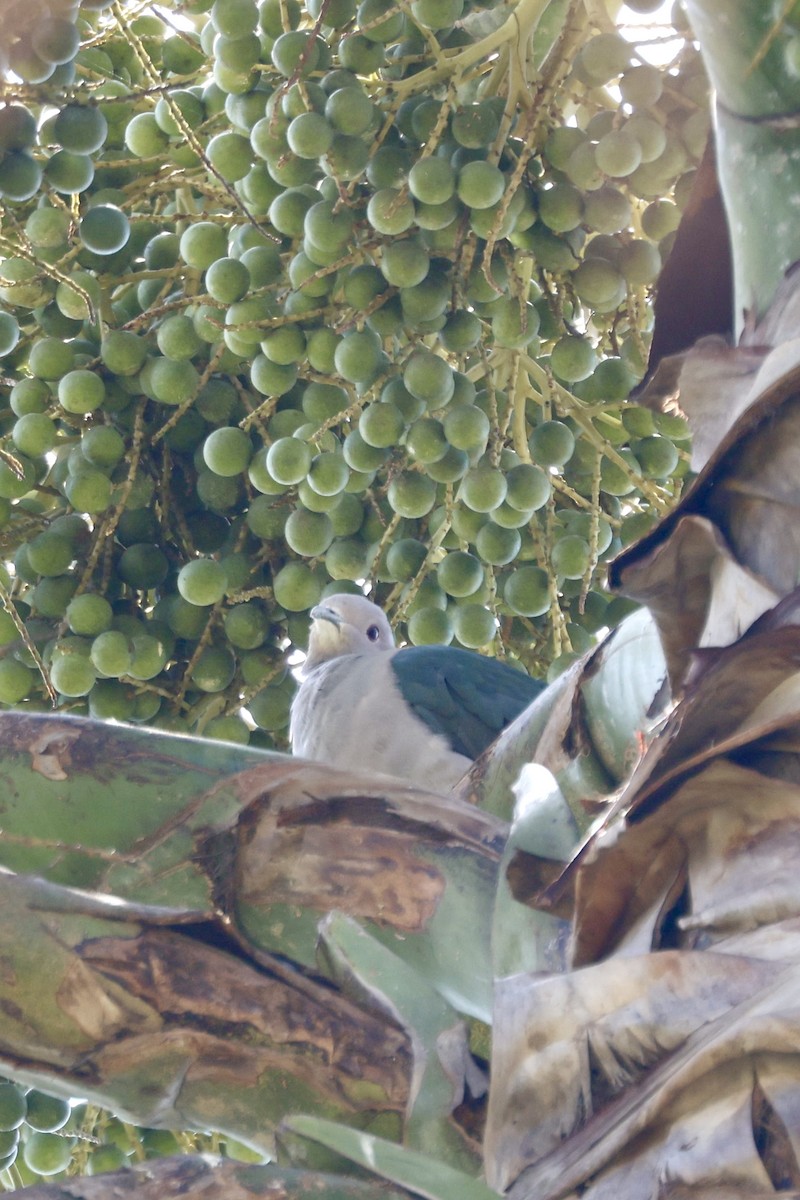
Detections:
[318, 913, 481, 1171]
[285, 1116, 501, 1200]
[230, 780, 506, 1022]
[492, 765, 576, 978]
[0, 712, 278, 898]
[466, 681, 567, 820]
[0, 872, 413, 1148]
[580, 607, 668, 783]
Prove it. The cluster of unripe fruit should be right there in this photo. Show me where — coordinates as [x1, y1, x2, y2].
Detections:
[0, 1077, 264, 1185]
[0, 0, 703, 741]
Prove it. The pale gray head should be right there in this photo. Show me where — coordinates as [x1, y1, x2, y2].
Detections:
[303, 593, 395, 670]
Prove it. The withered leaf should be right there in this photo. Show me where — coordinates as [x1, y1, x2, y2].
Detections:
[486, 953, 793, 1197]
[612, 337, 800, 687]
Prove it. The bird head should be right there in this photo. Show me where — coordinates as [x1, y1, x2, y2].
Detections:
[303, 593, 395, 670]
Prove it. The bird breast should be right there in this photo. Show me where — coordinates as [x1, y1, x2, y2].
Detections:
[290, 654, 471, 792]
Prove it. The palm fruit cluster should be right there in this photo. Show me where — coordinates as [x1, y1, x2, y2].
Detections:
[0, 1077, 263, 1186]
[0, 0, 705, 745]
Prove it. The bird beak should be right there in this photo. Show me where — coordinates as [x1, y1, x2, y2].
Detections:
[310, 604, 342, 627]
[303, 603, 346, 672]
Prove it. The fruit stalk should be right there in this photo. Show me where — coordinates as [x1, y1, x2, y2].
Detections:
[392, 0, 556, 97]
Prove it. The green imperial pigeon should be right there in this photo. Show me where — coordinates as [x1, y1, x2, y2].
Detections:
[290, 593, 546, 790]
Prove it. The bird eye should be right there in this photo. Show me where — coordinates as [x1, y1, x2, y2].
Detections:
[366, 624, 381, 641]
